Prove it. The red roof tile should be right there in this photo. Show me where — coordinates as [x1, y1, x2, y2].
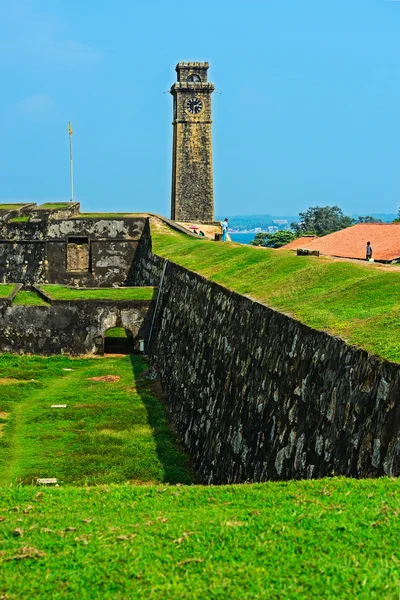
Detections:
[281, 224, 400, 261]
[280, 236, 317, 250]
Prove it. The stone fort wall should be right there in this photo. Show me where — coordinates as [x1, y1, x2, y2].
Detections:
[0, 216, 145, 287]
[132, 236, 400, 483]
[0, 300, 153, 355]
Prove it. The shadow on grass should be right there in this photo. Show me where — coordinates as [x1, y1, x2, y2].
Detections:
[129, 354, 195, 485]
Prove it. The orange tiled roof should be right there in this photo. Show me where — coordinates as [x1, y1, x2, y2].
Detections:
[280, 236, 317, 250]
[281, 224, 400, 261]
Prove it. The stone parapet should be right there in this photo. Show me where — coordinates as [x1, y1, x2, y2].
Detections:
[131, 239, 400, 483]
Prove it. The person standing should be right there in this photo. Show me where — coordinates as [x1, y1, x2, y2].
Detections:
[221, 218, 228, 242]
[366, 241, 373, 261]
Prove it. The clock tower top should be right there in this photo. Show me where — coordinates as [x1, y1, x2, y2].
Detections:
[175, 62, 210, 83]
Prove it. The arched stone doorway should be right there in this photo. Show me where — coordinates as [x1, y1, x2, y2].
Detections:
[104, 327, 133, 355]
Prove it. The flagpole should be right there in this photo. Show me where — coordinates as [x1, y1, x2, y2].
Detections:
[68, 122, 74, 202]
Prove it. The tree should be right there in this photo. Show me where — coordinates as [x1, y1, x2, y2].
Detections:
[250, 231, 295, 248]
[250, 233, 268, 247]
[291, 206, 354, 237]
[357, 216, 383, 223]
[393, 208, 400, 224]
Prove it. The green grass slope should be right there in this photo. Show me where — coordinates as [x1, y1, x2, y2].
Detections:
[37, 203, 70, 209]
[13, 290, 47, 305]
[0, 284, 15, 298]
[152, 226, 400, 362]
[0, 478, 399, 599]
[9, 216, 29, 222]
[0, 203, 27, 210]
[0, 355, 191, 487]
[40, 285, 156, 301]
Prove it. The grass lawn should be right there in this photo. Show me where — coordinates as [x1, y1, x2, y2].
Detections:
[75, 213, 136, 219]
[105, 327, 132, 338]
[9, 216, 30, 223]
[0, 204, 27, 210]
[37, 203, 70, 210]
[0, 355, 191, 487]
[152, 225, 400, 362]
[13, 291, 47, 305]
[40, 285, 157, 301]
[0, 478, 398, 599]
[0, 285, 15, 298]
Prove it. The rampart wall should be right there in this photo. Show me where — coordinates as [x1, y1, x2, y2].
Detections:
[132, 236, 400, 483]
[0, 300, 153, 355]
[0, 217, 145, 287]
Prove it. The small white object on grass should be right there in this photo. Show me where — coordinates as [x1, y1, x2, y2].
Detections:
[62, 368, 73, 371]
[51, 405, 67, 408]
[37, 478, 58, 485]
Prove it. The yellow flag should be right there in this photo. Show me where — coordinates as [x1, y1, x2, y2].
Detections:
[68, 122, 73, 136]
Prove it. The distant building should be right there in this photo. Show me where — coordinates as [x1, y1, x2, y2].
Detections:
[280, 224, 400, 263]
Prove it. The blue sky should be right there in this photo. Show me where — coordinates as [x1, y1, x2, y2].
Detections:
[0, 0, 399, 217]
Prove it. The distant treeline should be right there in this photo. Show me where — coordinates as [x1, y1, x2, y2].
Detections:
[216, 212, 397, 231]
[215, 215, 299, 230]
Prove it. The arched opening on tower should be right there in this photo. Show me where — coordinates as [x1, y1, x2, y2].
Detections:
[104, 327, 133, 355]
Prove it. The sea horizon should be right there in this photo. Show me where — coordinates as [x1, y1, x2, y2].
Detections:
[229, 232, 257, 245]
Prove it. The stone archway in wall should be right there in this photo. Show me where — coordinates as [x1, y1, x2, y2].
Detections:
[100, 307, 150, 355]
[103, 327, 134, 355]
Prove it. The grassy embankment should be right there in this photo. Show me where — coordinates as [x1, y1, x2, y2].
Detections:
[13, 291, 47, 305]
[9, 287, 156, 304]
[36, 203, 70, 210]
[0, 355, 191, 487]
[75, 213, 137, 219]
[0, 204, 27, 210]
[0, 478, 399, 599]
[9, 216, 30, 223]
[105, 327, 131, 338]
[0, 285, 15, 298]
[40, 285, 157, 301]
[151, 225, 400, 362]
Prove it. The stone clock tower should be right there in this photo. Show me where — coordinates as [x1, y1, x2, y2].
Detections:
[170, 62, 215, 222]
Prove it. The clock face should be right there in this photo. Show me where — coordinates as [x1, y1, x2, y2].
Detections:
[185, 97, 203, 115]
